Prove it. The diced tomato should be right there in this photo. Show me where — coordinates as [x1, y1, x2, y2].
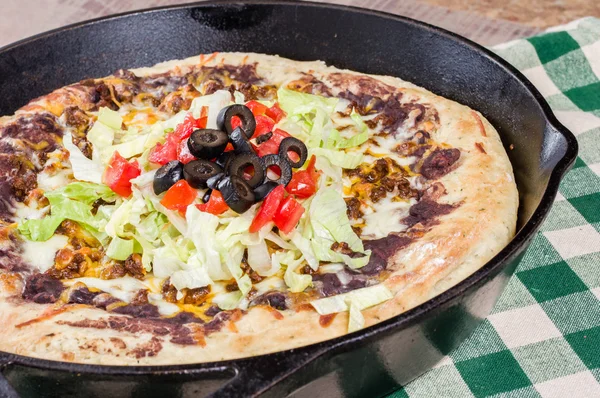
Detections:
[160, 180, 197, 215]
[286, 156, 320, 198]
[150, 112, 206, 165]
[177, 139, 196, 164]
[231, 116, 242, 130]
[172, 113, 198, 141]
[255, 128, 291, 157]
[252, 115, 275, 139]
[266, 103, 285, 123]
[249, 185, 285, 233]
[199, 106, 209, 120]
[195, 116, 208, 129]
[148, 134, 178, 165]
[196, 190, 229, 215]
[273, 196, 305, 234]
[103, 151, 141, 197]
[246, 100, 268, 116]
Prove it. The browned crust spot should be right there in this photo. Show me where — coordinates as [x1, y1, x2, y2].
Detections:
[475, 142, 487, 154]
[127, 337, 163, 359]
[319, 313, 337, 328]
[472, 111, 487, 137]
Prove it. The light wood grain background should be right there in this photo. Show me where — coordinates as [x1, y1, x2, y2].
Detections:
[0, 0, 551, 48]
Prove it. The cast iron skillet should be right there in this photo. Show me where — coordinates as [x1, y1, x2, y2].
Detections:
[0, 1, 577, 397]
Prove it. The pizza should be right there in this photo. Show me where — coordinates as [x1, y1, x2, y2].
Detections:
[0, 53, 518, 364]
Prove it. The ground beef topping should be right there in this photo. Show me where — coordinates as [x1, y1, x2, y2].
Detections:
[345, 158, 417, 204]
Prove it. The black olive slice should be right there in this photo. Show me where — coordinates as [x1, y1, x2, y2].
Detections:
[227, 153, 265, 188]
[183, 160, 223, 189]
[278, 137, 308, 168]
[202, 189, 213, 204]
[230, 127, 255, 155]
[153, 160, 184, 195]
[206, 172, 225, 190]
[218, 175, 255, 214]
[255, 131, 273, 145]
[253, 181, 279, 202]
[215, 151, 234, 170]
[217, 105, 255, 139]
[188, 129, 229, 160]
[262, 154, 292, 186]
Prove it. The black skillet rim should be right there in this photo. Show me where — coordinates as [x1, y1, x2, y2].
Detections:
[0, 0, 578, 375]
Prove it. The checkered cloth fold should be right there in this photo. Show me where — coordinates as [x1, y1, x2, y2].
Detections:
[387, 17, 600, 398]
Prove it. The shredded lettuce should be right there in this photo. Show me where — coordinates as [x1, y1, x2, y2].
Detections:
[277, 87, 364, 168]
[45, 182, 116, 205]
[152, 245, 186, 278]
[310, 283, 393, 315]
[137, 212, 167, 243]
[290, 231, 319, 271]
[98, 107, 123, 130]
[106, 235, 134, 261]
[308, 188, 370, 268]
[233, 90, 246, 104]
[87, 122, 115, 162]
[19, 180, 118, 242]
[284, 263, 312, 293]
[325, 111, 369, 149]
[247, 240, 275, 276]
[188, 90, 232, 129]
[277, 87, 338, 118]
[277, 251, 312, 293]
[222, 243, 252, 294]
[213, 291, 244, 310]
[347, 300, 364, 333]
[105, 199, 134, 238]
[309, 147, 363, 169]
[185, 206, 230, 281]
[17, 215, 64, 241]
[63, 132, 104, 184]
[170, 267, 213, 291]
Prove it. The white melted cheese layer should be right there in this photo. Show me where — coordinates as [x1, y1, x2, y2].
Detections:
[361, 195, 415, 239]
[22, 235, 69, 272]
[37, 167, 72, 192]
[64, 277, 146, 303]
[13, 201, 48, 221]
[64, 276, 184, 316]
[148, 293, 180, 316]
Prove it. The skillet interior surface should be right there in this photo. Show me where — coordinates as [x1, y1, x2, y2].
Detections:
[0, 1, 577, 397]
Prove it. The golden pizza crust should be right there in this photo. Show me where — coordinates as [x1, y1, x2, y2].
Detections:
[0, 53, 517, 364]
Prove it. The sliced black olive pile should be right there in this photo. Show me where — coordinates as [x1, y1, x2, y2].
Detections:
[153, 104, 309, 213]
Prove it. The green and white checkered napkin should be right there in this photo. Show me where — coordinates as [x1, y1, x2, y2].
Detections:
[387, 17, 600, 398]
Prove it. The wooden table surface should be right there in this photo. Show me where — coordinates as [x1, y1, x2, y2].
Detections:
[5, 0, 595, 49]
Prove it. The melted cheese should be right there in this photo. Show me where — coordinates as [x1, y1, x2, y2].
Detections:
[37, 167, 72, 191]
[148, 293, 180, 316]
[253, 276, 286, 295]
[13, 201, 48, 221]
[361, 195, 415, 239]
[64, 277, 146, 303]
[358, 133, 416, 166]
[22, 234, 69, 272]
[319, 263, 345, 273]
